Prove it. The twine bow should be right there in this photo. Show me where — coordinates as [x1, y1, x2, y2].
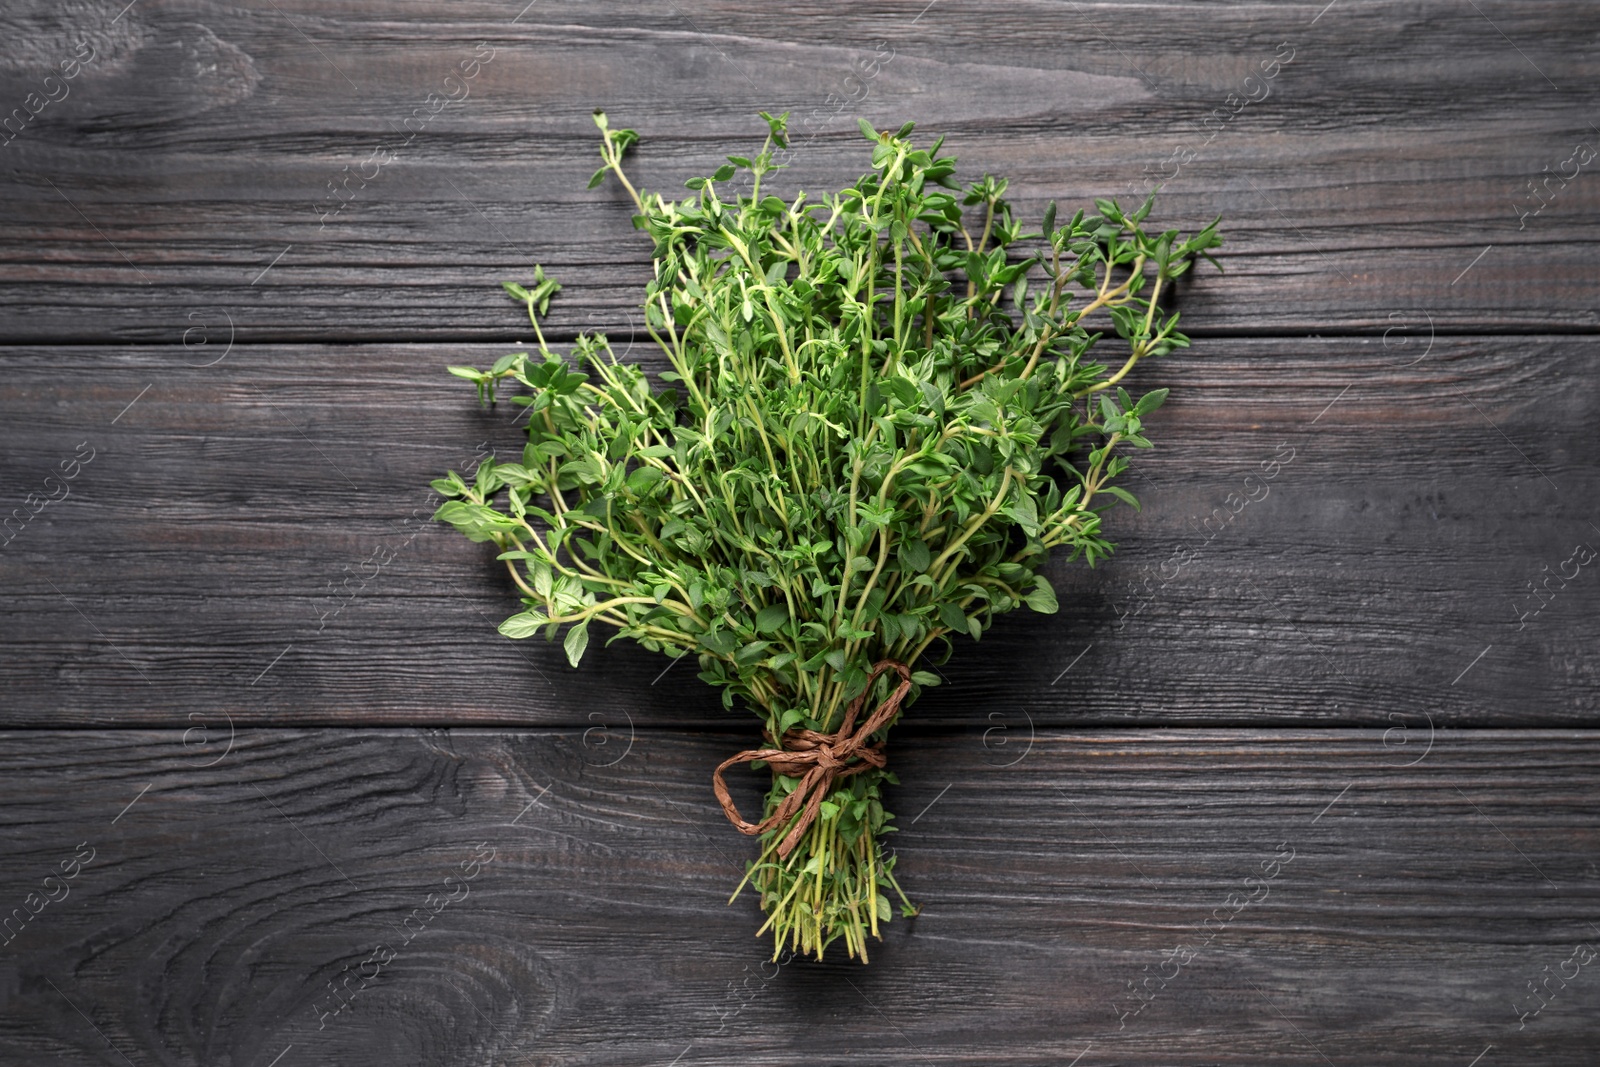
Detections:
[712, 660, 913, 860]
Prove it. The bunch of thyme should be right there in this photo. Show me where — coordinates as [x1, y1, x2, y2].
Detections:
[434, 111, 1221, 961]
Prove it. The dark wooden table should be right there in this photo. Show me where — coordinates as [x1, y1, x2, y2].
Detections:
[2, 2, 1597, 1064]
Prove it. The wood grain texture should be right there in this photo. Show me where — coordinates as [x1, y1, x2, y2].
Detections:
[2, 1, 1598, 1063]
[0, 728, 1596, 1066]
[2, 336, 1594, 728]
[1, 1, 1598, 342]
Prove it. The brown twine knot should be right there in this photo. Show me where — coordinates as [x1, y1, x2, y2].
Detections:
[712, 660, 913, 860]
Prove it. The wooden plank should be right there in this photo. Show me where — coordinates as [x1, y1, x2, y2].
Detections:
[1, 2, 1598, 342]
[0, 728, 1595, 1065]
[1, 336, 1595, 728]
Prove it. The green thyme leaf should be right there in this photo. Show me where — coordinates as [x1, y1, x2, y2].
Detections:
[563, 620, 590, 667]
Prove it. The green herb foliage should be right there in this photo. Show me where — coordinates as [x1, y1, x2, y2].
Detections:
[435, 111, 1222, 961]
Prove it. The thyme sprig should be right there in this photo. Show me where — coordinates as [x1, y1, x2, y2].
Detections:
[435, 111, 1222, 961]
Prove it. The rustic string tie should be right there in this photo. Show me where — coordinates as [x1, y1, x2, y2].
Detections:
[712, 660, 913, 860]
